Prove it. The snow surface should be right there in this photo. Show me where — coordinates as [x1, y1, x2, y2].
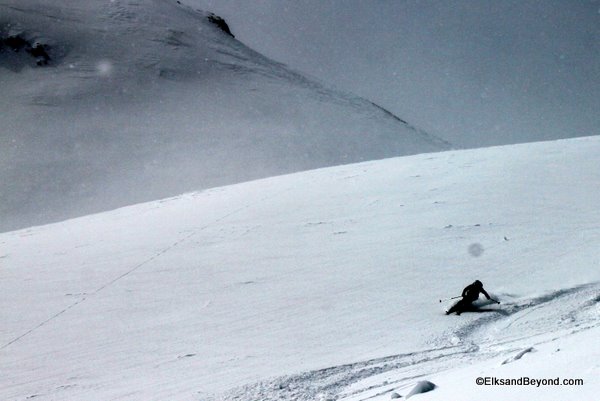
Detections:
[1, 136, 599, 400]
[0, 0, 447, 232]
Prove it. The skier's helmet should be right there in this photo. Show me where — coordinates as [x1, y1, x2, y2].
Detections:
[474, 280, 483, 288]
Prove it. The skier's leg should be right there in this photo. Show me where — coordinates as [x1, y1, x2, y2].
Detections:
[446, 299, 465, 315]
[456, 300, 476, 315]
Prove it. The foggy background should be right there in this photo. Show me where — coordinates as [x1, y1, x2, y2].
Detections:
[2, 0, 599, 232]
[191, 0, 600, 147]
[0, 0, 446, 232]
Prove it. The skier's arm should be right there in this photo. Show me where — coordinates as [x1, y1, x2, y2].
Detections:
[462, 287, 468, 297]
[481, 288, 491, 300]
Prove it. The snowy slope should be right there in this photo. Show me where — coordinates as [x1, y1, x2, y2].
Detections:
[0, 0, 448, 233]
[1, 136, 599, 400]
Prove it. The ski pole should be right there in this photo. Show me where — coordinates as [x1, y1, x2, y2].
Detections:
[439, 295, 462, 303]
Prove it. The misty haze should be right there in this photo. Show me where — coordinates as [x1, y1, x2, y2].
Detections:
[1, 1, 599, 401]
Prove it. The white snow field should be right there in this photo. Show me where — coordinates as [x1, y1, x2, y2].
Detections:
[1, 136, 599, 400]
[0, 0, 447, 232]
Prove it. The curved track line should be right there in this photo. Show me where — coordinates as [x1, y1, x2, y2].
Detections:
[217, 282, 600, 401]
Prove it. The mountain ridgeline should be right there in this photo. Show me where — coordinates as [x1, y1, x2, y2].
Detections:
[0, 0, 450, 232]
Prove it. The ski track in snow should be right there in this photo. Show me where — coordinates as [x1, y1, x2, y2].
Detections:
[216, 282, 600, 401]
[0, 186, 293, 353]
[2, 137, 599, 400]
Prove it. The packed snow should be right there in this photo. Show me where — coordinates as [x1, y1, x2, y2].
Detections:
[1, 136, 599, 400]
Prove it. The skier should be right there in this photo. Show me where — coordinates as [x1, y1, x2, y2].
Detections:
[445, 280, 498, 315]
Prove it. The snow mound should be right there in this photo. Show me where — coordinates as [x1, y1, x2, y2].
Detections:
[501, 347, 535, 365]
[406, 381, 437, 398]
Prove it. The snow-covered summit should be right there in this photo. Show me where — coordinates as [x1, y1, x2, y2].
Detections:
[0, 0, 448, 232]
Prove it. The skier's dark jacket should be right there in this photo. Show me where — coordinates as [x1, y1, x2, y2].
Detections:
[462, 280, 491, 302]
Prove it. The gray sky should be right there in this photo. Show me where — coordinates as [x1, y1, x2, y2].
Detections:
[191, 0, 600, 147]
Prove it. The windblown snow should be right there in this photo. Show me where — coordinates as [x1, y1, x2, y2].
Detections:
[0, 0, 448, 233]
[1, 136, 599, 401]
